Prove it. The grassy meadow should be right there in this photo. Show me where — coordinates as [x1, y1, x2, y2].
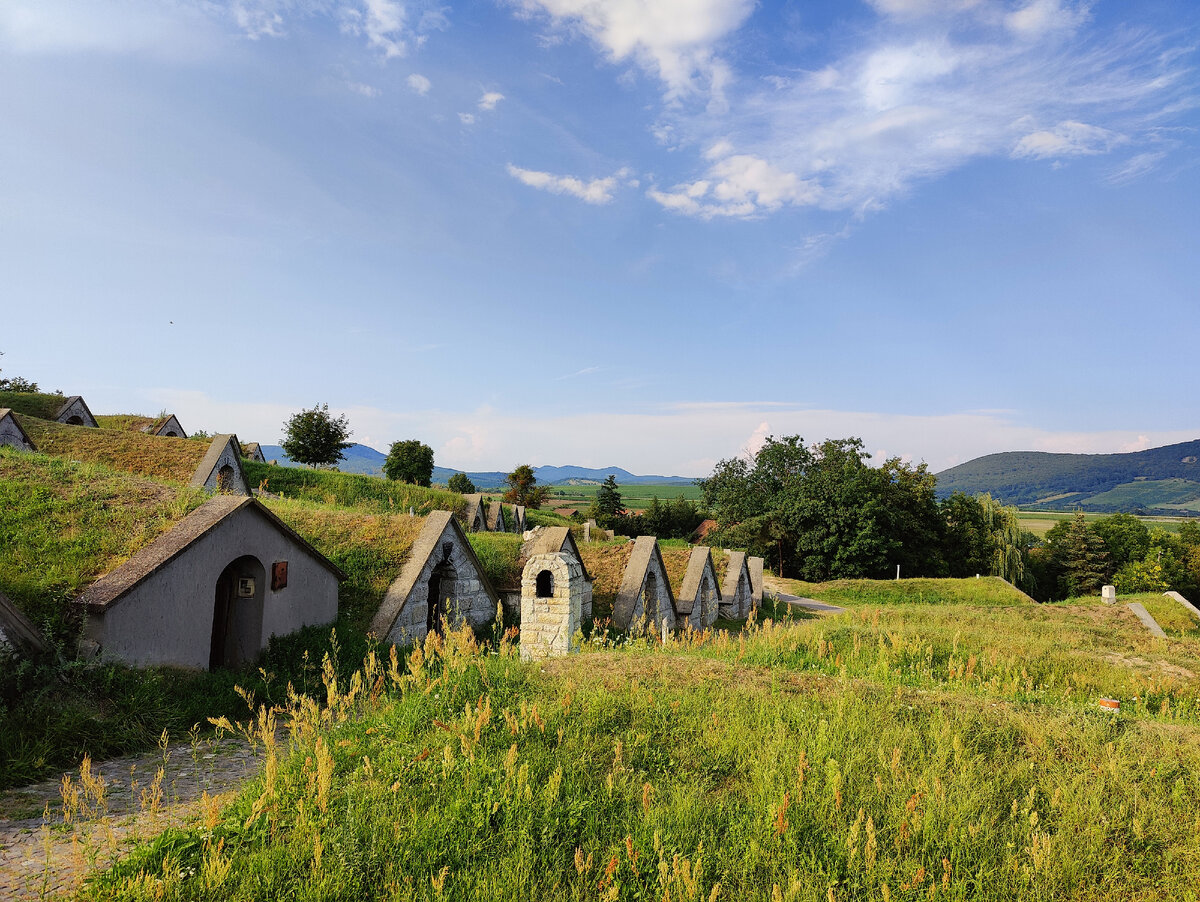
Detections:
[72, 585, 1200, 901]
[778, 577, 1032, 608]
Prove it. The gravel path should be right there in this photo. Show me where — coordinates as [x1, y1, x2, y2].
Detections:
[0, 734, 265, 900]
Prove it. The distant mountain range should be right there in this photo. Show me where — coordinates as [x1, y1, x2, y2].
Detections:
[258, 444, 698, 487]
[935, 439, 1200, 514]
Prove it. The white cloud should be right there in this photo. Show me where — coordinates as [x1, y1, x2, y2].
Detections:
[478, 91, 505, 111]
[459, 112, 476, 125]
[407, 73, 431, 95]
[507, 164, 632, 204]
[347, 80, 380, 97]
[1006, 0, 1088, 38]
[341, 0, 408, 58]
[649, 148, 820, 218]
[143, 388, 1200, 476]
[1012, 120, 1123, 159]
[513, 0, 755, 103]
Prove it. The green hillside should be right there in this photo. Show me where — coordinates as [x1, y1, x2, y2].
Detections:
[935, 439, 1200, 513]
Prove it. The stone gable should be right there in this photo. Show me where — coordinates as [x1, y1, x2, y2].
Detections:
[613, 536, 676, 636]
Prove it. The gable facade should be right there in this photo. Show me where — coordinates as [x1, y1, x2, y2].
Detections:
[190, 434, 252, 495]
[0, 409, 36, 452]
[0, 589, 48, 657]
[459, 494, 487, 532]
[676, 546, 720, 630]
[613, 536, 677, 636]
[154, 414, 186, 438]
[371, 510, 500, 645]
[748, 556, 764, 607]
[487, 500, 507, 532]
[510, 505, 526, 533]
[720, 551, 753, 620]
[75, 497, 342, 670]
[55, 396, 98, 428]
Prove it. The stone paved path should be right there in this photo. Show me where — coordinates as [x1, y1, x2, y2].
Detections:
[0, 734, 265, 900]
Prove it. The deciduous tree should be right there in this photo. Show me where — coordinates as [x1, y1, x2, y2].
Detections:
[281, 404, 352, 469]
[384, 439, 434, 487]
[503, 464, 548, 508]
[447, 472, 475, 494]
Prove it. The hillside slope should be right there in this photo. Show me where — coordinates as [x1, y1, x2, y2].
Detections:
[935, 439, 1200, 512]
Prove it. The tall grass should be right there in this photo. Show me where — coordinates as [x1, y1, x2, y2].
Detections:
[83, 607, 1200, 901]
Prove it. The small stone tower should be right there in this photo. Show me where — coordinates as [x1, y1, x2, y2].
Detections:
[520, 552, 584, 662]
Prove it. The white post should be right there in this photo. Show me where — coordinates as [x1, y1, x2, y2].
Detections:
[895, 564, 900, 581]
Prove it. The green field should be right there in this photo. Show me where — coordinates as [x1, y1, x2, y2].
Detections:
[1017, 509, 1190, 536]
[545, 482, 703, 512]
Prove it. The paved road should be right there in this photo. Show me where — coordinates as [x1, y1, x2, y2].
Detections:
[774, 592, 845, 614]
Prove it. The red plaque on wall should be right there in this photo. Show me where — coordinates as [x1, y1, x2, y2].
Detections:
[271, 561, 288, 590]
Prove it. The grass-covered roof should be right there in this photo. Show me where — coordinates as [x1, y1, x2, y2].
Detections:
[95, 414, 170, 434]
[0, 448, 210, 640]
[18, 415, 208, 483]
[0, 390, 71, 421]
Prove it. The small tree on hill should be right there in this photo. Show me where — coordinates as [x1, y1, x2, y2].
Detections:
[281, 403, 352, 469]
[595, 475, 623, 526]
[448, 472, 476, 494]
[503, 464, 548, 509]
[384, 439, 434, 487]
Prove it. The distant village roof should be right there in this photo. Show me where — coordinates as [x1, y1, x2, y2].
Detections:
[241, 442, 267, 462]
[692, 519, 718, 540]
[75, 496, 345, 613]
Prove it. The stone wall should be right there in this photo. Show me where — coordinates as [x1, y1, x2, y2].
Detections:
[378, 516, 497, 645]
[520, 552, 583, 661]
[720, 551, 753, 620]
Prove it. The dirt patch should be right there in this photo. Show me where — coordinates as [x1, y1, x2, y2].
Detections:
[1102, 652, 1197, 680]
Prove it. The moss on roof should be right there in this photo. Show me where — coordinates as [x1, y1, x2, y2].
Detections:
[18, 415, 209, 483]
[0, 390, 70, 421]
[0, 448, 209, 640]
[95, 414, 167, 434]
[660, 547, 692, 595]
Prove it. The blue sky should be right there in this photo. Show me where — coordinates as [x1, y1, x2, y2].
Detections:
[2, 0, 1197, 476]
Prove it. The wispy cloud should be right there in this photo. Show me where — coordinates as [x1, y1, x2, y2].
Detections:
[407, 73, 431, 95]
[576, 0, 1194, 220]
[556, 365, 600, 380]
[507, 164, 633, 204]
[459, 112, 476, 125]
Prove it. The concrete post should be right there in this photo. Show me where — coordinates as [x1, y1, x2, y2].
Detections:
[1102, 585, 1117, 605]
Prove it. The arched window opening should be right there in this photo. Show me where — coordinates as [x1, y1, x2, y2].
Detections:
[65, 415, 84, 425]
[216, 464, 236, 492]
[536, 569, 553, 598]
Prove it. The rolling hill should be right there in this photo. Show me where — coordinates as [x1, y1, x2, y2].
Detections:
[258, 444, 697, 487]
[935, 439, 1200, 513]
